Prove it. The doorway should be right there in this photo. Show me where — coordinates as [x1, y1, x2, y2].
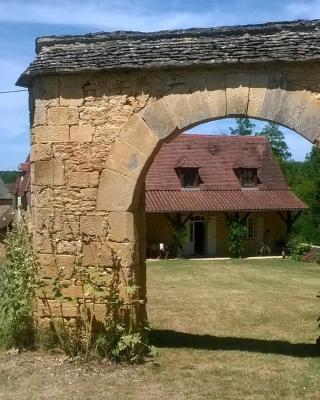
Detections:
[194, 220, 206, 256]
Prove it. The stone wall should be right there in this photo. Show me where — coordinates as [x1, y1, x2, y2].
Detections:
[29, 64, 320, 328]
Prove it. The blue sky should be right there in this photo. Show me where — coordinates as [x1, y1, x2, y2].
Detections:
[0, 0, 318, 170]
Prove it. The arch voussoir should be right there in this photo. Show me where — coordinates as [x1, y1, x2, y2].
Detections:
[142, 98, 178, 139]
[295, 96, 320, 143]
[226, 72, 250, 116]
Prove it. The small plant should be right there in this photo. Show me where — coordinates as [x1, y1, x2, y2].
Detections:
[173, 225, 188, 258]
[41, 256, 156, 362]
[287, 235, 311, 261]
[0, 213, 37, 349]
[228, 219, 247, 258]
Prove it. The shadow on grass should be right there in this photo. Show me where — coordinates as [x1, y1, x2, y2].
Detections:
[150, 329, 320, 358]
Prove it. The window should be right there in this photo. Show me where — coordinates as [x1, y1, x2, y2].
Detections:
[241, 168, 257, 187]
[180, 168, 200, 188]
[247, 217, 254, 239]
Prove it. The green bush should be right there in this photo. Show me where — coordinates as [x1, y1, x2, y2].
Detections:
[228, 220, 247, 258]
[287, 235, 311, 261]
[0, 214, 37, 349]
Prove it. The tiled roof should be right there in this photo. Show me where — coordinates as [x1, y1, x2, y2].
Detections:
[145, 134, 308, 212]
[18, 156, 31, 197]
[146, 135, 287, 191]
[146, 190, 308, 212]
[17, 19, 320, 87]
[6, 176, 21, 196]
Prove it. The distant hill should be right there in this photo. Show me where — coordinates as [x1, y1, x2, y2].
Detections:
[0, 171, 20, 184]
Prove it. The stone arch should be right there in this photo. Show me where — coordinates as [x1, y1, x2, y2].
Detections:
[97, 70, 320, 214]
[95, 69, 320, 322]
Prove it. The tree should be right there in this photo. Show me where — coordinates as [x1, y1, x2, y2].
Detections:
[229, 118, 255, 136]
[227, 215, 248, 258]
[256, 122, 291, 161]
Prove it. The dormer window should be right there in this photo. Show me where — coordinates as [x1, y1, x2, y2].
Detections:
[241, 168, 257, 187]
[180, 167, 200, 188]
[175, 155, 202, 189]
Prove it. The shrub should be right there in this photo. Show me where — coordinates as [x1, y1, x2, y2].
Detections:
[228, 220, 247, 258]
[0, 213, 37, 349]
[287, 235, 311, 261]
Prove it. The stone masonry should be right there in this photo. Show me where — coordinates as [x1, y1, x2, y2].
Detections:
[17, 20, 320, 330]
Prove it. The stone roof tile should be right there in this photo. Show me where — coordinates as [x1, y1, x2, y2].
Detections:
[17, 19, 320, 87]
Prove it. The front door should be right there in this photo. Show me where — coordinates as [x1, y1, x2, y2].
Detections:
[194, 221, 205, 256]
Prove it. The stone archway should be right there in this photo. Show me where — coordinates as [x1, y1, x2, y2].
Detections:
[96, 70, 320, 322]
[17, 20, 320, 329]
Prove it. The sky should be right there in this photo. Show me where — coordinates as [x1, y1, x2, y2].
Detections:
[0, 0, 318, 170]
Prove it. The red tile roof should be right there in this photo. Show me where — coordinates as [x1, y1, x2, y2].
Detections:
[146, 190, 307, 212]
[145, 134, 308, 212]
[18, 156, 31, 198]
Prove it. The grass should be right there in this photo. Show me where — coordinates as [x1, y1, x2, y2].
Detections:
[0, 258, 319, 399]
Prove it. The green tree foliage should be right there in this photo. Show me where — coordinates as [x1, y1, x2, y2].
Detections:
[0, 214, 37, 349]
[256, 122, 292, 161]
[282, 146, 320, 245]
[227, 218, 248, 258]
[0, 171, 19, 184]
[229, 118, 255, 136]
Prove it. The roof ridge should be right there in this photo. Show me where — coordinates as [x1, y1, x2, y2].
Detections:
[35, 19, 320, 52]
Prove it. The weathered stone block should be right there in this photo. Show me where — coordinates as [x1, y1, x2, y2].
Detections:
[60, 75, 84, 106]
[96, 169, 137, 212]
[48, 106, 79, 126]
[55, 254, 76, 279]
[260, 73, 287, 121]
[33, 100, 47, 126]
[56, 240, 81, 255]
[70, 125, 93, 142]
[33, 125, 69, 143]
[80, 303, 106, 323]
[226, 73, 250, 116]
[247, 73, 269, 118]
[120, 114, 159, 158]
[37, 253, 55, 278]
[33, 159, 65, 186]
[189, 90, 216, 125]
[108, 211, 144, 242]
[105, 140, 146, 180]
[108, 241, 141, 268]
[80, 215, 105, 236]
[31, 143, 53, 161]
[82, 242, 113, 266]
[295, 96, 320, 142]
[204, 73, 227, 118]
[33, 76, 59, 102]
[62, 285, 84, 298]
[274, 89, 313, 131]
[33, 231, 53, 254]
[68, 171, 99, 188]
[163, 93, 194, 129]
[37, 299, 78, 318]
[142, 99, 177, 139]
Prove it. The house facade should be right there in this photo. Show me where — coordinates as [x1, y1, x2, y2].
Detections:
[145, 135, 308, 258]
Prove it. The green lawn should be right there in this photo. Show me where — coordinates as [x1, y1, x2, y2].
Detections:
[0, 258, 319, 400]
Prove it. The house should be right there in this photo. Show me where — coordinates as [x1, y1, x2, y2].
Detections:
[0, 177, 14, 240]
[145, 134, 308, 257]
